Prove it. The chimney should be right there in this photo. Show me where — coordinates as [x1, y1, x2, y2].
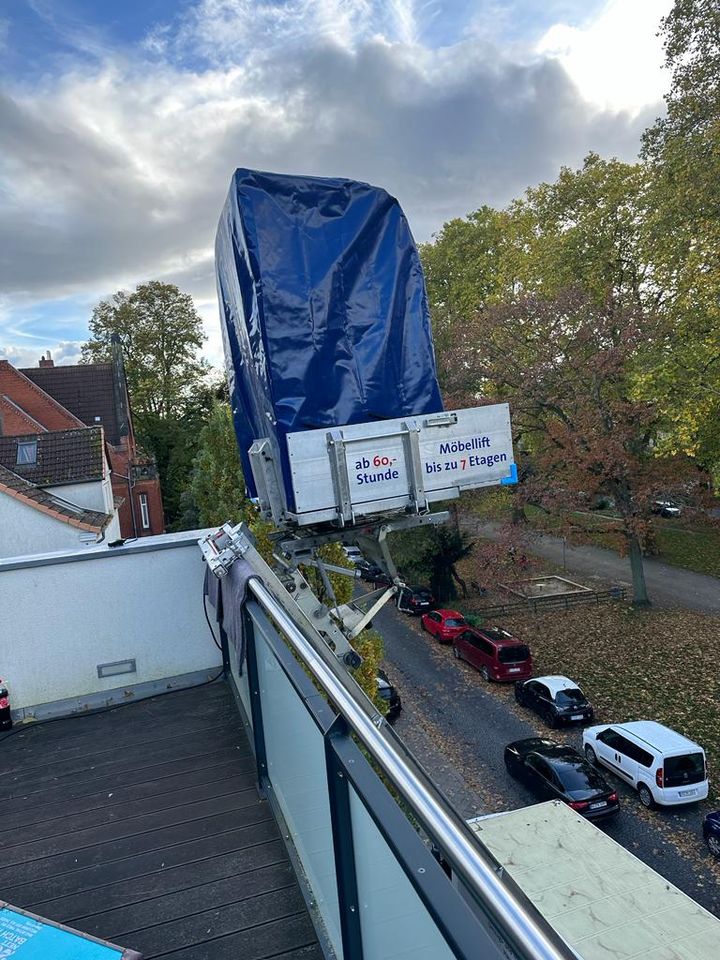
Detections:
[39, 351, 54, 368]
[110, 333, 130, 440]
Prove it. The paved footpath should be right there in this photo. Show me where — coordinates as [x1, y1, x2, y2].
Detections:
[463, 519, 720, 613]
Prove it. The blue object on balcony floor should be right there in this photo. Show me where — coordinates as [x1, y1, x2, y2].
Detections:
[0, 904, 135, 958]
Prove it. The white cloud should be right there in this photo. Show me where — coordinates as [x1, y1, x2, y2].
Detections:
[0, 0, 668, 366]
[537, 0, 672, 115]
[0, 340, 84, 368]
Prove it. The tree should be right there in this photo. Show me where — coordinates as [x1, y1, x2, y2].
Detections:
[448, 288, 702, 607]
[187, 401, 250, 528]
[83, 281, 214, 526]
[639, 1, 720, 471]
[390, 522, 474, 603]
[420, 157, 654, 407]
[504, 155, 654, 310]
[82, 281, 210, 423]
[419, 207, 511, 402]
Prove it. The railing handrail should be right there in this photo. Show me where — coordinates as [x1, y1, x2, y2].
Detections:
[248, 578, 576, 960]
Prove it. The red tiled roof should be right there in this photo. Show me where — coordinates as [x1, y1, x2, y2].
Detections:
[0, 464, 112, 533]
[0, 360, 83, 433]
[0, 427, 105, 486]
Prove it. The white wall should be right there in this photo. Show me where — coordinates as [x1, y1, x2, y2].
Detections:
[0, 494, 103, 559]
[51, 480, 107, 513]
[0, 529, 220, 712]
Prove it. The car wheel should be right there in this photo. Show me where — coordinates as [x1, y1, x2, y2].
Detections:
[481, 666, 491, 682]
[638, 784, 655, 809]
[707, 834, 720, 857]
[584, 745, 597, 766]
[547, 710, 558, 729]
[452, 646, 461, 660]
[421, 619, 427, 632]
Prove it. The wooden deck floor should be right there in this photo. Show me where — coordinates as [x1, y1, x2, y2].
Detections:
[0, 682, 323, 960]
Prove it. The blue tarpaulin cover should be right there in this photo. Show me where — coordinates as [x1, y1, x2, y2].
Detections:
[215, 168, 443, 508]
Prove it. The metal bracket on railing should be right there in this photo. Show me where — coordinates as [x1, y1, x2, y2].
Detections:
[199, 522, 362, 669]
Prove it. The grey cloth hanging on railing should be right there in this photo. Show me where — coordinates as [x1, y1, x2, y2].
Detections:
[203, 560, 260, 675]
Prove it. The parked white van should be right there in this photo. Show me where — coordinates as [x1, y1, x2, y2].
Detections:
[582, 720, 708, 808]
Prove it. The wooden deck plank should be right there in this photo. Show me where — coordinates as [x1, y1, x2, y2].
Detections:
[0, 682, 320, 960]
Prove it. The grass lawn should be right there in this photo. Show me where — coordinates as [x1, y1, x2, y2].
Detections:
[467, 603, 720, 803]
[655, 526, 720, 578]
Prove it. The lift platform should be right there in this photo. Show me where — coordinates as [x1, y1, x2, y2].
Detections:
[202, 169, 517, 671]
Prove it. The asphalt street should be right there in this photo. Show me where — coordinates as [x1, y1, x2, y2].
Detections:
[462, 519, 720, 613]
[375, 602, 720, 917]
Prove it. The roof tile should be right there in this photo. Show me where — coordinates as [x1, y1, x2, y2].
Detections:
[0, 427, 105, 486]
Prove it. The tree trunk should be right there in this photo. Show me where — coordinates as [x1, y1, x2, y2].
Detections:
[511, 501, 528, 525]
[451, 566, 468, 597]
[628, 534, 651, 608]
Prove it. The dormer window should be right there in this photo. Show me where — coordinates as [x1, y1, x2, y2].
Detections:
[17, 440, 38, 465]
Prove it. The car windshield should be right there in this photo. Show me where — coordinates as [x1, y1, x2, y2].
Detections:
[377, 686, 392, 701]
[553, 760, 607, 798]
[445, 618, 466, 627]
[555, 688, 586, 707]
[498, 645, 530, 663]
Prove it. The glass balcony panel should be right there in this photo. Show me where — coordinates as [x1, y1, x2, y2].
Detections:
[253, 615, 343, 957]
[349, 785, 456, 960]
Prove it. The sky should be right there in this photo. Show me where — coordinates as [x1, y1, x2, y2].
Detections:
[0, 0, 673, 370]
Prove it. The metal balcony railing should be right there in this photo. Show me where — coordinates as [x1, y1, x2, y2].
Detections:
[221, 579, 577, 960]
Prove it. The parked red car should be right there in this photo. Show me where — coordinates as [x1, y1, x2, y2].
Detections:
[421, 609, 468, 644]
[453, 627, 533, 682]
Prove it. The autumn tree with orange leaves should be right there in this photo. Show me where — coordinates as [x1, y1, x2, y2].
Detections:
[445, 288, 705, 607]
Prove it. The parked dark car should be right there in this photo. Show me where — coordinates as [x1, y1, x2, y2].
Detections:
[376, 669, 402, 724]
[703, 812, 720, 856]
[515, 676, 594, 726]
[421, 609, 467, 643]
[357, 561, 392, 586]
[453, 627, 532, 682]
[504, 738, 619, 819]
[397, 585, 435, 615]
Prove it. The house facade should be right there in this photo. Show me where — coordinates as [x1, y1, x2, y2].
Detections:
[0, 345, 164, 558]
[19, 338, 164, 539]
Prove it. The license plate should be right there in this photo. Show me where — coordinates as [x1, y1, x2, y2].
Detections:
[571, 714, 583, 721]
[590, 801, 607, 810]
[509, 668, 521, 673]
[678, 789, 696, 797]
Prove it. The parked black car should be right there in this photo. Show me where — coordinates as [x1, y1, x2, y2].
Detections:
[377, 669, 402, 724]
[504, 738, 619, 819]
[397, 585, 435, 615]
[357, 561, 392, 586]
[703, 811, 720, 856]
[515, 676, 594, 727]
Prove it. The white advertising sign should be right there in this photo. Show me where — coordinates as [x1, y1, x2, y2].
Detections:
[287, 404, 515, 520]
